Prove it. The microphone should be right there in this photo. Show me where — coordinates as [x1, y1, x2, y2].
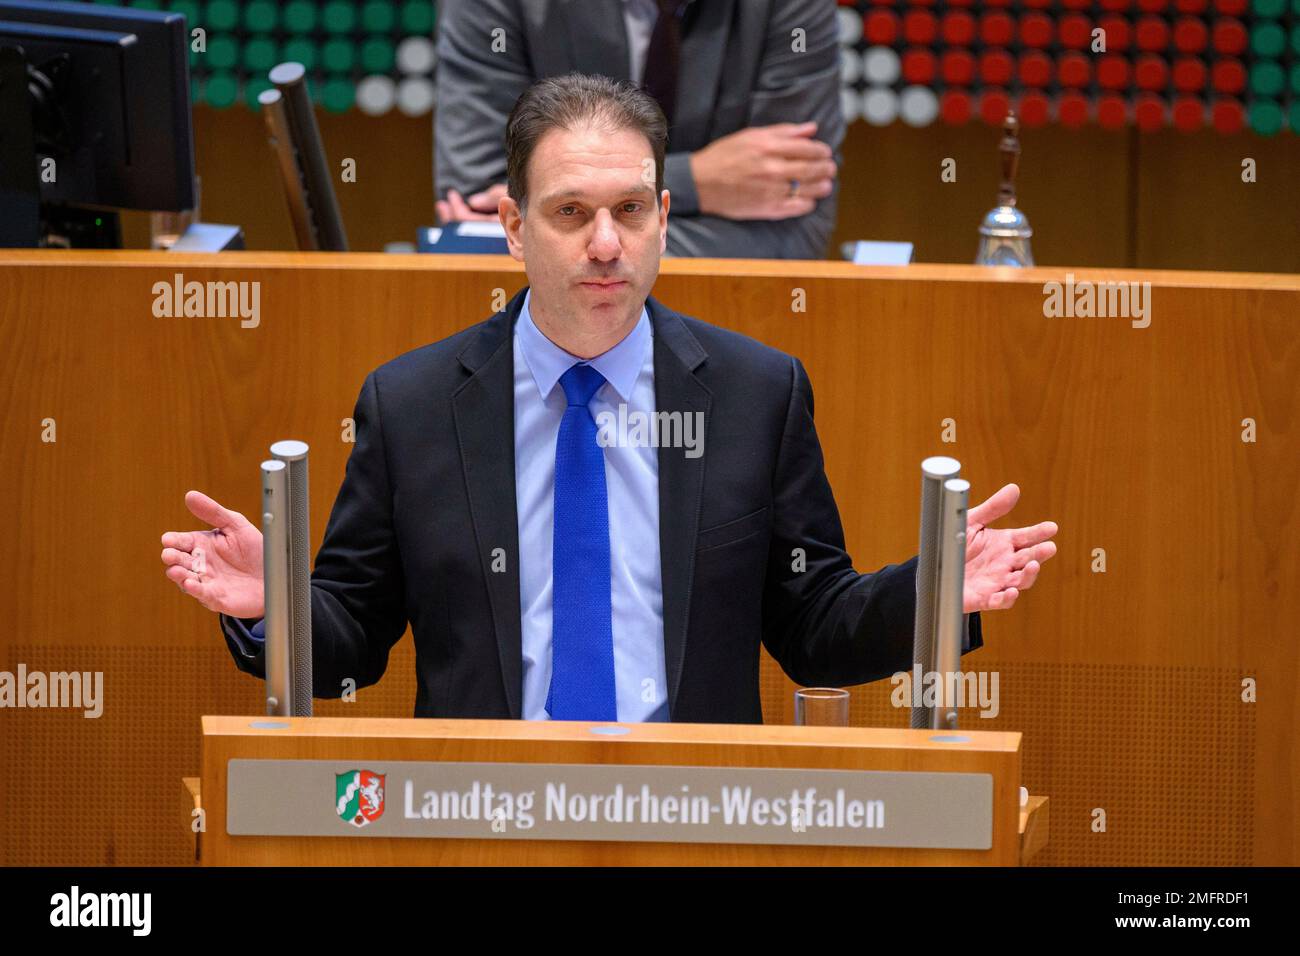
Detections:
[261, 440, 312, 716]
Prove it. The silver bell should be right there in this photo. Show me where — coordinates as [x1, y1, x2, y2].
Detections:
[975, 113, 1034, 267]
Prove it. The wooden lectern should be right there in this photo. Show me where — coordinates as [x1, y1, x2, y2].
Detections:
[190, 716, 1047, 866]
[192, 717, 1045, 868]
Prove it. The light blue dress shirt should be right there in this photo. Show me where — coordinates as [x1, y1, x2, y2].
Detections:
[514, 289, 668, 722]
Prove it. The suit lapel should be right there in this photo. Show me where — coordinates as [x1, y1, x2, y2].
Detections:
[452, 289, 526, 718]
[649, 297, 711, 718]
[559, 0, 630, 81]
[673, 0, 736, 145]
[557, 0, 733, 146]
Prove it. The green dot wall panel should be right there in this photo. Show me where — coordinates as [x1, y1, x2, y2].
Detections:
[82, 0, 438, 115]
[75, 1, 1298, 133]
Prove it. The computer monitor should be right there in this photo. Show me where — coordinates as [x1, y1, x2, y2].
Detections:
[0, 0, 195, 246]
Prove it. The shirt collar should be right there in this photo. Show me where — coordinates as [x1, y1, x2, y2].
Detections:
[516, 287, 651, 404]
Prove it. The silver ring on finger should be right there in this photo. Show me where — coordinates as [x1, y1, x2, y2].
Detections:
[788, 179, 800, 198]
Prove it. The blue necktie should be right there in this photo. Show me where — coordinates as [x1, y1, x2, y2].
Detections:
[546, 363, 617, 721]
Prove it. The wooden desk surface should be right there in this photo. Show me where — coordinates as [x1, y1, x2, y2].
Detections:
[198, 715, 1025, 866]
[5, 248, 1300, 290]
[201, 714, 1023, 750]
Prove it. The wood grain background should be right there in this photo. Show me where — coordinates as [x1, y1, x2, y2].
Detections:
[112, 109, 1300, 275]
[0, 252, 1295, 865]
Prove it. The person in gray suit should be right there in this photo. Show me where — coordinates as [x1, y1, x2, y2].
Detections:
[433, 0, 844, 259]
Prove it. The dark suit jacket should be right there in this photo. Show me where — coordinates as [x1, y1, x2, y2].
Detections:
[220, 287, 983, 722]
[433, 0, 845, 260]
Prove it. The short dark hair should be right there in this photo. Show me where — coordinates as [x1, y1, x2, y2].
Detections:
[504, 72, 668, 212]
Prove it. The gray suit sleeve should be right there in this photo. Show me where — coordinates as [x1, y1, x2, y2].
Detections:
[667, 0, 844, 259]
[433, 0, 533, 202]
[747, 0, 845, 149]
[663, 151, 700, 216]
[665, 205, 836, 260]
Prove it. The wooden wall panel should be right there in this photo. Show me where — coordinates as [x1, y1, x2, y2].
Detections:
[144, 107, 1300, 276]
[0, 253, 1295, 866]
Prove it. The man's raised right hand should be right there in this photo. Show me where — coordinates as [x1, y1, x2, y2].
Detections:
[161, 490, 265, 619]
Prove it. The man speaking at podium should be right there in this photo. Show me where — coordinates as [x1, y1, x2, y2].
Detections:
[160, 74, 1058, 723]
